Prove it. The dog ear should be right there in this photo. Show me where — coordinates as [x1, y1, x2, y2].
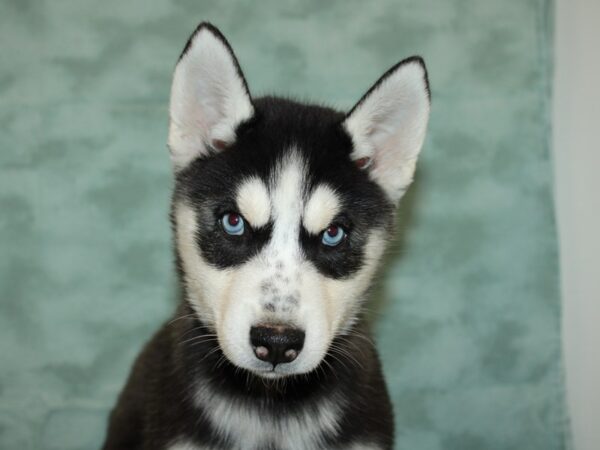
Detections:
[343, 57, 430, 202]
[168, 23, 253, 171]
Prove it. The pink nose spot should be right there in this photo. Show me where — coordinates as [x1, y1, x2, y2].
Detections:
[284, 349, 298, 362]
[255, 346, 269, 360]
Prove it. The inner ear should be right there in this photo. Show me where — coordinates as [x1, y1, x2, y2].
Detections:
[168, 22, 254, 171]
[344, 56, 430, 202]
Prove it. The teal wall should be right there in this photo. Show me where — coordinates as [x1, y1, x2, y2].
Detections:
[0, 0, 567, 449]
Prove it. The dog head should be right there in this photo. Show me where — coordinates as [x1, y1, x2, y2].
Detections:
[169, 23, 430, 378]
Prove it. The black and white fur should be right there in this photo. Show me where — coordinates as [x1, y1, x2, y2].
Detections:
[103, 22, 430, 450]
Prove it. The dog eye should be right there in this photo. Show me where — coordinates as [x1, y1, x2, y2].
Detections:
[321, 224, 346, 247]
[221, 213, 245, 236]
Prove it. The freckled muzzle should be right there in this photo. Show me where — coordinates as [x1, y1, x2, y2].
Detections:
[250, 324, 305, 367]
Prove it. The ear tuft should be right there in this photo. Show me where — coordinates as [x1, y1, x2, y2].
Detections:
[168, 22, 253, 171]
[344, 56, 431, 202]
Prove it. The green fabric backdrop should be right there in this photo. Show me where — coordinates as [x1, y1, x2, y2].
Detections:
[0, 0, 567, 449]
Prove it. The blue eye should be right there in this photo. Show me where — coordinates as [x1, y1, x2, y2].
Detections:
[221, 213, 245, 236]
[321, 225, 346, 247]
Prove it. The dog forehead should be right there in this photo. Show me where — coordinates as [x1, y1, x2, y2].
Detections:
[271, 153, 306, 218]
[234, 153, 341, 234]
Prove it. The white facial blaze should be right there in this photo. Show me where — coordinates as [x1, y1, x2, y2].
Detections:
[217, 153, 332, 375]
[268, 153, 306, 262]
[258, 154, 333, 373]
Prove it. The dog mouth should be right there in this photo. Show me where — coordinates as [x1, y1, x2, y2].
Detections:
[251, 367, 290, 379]
[221, 344, 322, 380]
[237, 351, 308, 379]
[243, 356, 322, 380]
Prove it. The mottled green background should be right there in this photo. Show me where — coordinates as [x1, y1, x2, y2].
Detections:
[0, 0, 567, 449]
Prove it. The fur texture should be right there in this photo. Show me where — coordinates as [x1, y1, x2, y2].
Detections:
[103, 22, 430, 450]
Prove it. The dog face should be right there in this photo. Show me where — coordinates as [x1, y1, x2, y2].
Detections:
[169, 23, 430, 378]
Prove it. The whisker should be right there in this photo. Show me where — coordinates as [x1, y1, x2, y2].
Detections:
[320, 357, 339, 382]
[178, 333, 218, 346]
[197, 345, 222, 363]
[329, 345, 365, 371]
[178, 325, 215, 341]
[188, 337, 220, 347]
[335, 335, 370, 357]
[325, 350, 352, 373]
[167, 313, 198, 326]
[338, 330, 375, 346]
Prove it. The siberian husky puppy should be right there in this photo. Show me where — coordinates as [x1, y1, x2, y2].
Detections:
[103, 22, 430, 450]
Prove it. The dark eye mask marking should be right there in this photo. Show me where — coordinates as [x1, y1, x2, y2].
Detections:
[175, 96, 395, 277]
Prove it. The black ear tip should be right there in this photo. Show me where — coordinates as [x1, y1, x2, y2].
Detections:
[178, 21, 228, 62]
[405, 55, 426, 67]
[174, 21, 251, 98]
[346, 55, 431, 117]
[193, 21, 225, 39]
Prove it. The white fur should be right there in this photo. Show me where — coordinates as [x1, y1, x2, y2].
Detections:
[167, 439, 381, 450]
[175, 151, 388, 379]
[303, 184, 342, 235]
[344, 59, 430, 202]
[168, 26, 253, 170]
[324, 230, 387, 336]
[167, 441, 206, 450]
[269, 152, 306, 256]
[217, 153, 332, 376]
[195, 381, 343, 450]
[258, 153, 331, 374]
[235, 177, 271, 228]
[347, 444, 384, 450]
[175, 202, 232, 328]
[166, 437, 382, 450]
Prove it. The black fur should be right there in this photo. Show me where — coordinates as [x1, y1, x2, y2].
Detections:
[102, 22, 426, 450]
[103, 303, 393, 450]
[347, 55, 430, 118]
[177, 96, 394, 279]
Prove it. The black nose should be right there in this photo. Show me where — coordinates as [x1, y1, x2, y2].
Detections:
[250, 325, 305, 366]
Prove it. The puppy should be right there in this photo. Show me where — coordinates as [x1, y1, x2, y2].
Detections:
[102, 22, 430, 450]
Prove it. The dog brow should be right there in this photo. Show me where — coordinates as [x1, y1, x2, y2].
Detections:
[303, 184, 341, 234]
[235, 177, 271, 228]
